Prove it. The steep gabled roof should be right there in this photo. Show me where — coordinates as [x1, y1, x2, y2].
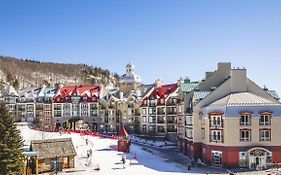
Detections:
[4, 85, 18, 96]
[54, 85, 100, 101]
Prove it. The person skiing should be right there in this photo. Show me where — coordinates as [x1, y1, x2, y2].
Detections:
[121, 155, 126, 169]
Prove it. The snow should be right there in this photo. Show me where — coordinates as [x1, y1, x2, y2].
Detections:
[18, 123, 206, 175]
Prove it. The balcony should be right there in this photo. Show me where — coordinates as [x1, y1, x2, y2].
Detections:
[17, 107, 25, 111]
[157, 110, 165, 115]
[108, 105, 115, 109]
[167, 111, 177, 115]
[166, 101, 177, 106]
[157, 119, 165, 124]
[148, 103, 156, 107]
[167, 120, 176, 124]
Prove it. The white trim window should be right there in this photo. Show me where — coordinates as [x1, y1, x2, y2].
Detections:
[260, 130, 271, 141]
[210, 115, 222, 127]
[240, 130, 251, 141]
[260, 114, 271, 126]
[240, 114, 251, 126]
[210, 130, 222, 142]
[142, 116, 147, 123]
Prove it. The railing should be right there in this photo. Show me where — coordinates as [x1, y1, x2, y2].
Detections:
[167, 120, 176, 124]
[108, 105, 114, 109]
[148, 103, 156, 107]
[157, 111, 165, 115]
[166, 101, 177, 106]
[157, 120, 165, 124]
[167, 111, 177, 115]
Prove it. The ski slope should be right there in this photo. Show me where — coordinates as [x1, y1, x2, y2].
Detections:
[18, 123, 205, 175]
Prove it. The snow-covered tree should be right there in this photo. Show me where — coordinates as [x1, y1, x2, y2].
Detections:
[0, 102, 24, 174]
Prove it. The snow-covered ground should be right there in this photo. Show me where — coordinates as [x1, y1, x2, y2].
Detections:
[18, 123, 204, 175]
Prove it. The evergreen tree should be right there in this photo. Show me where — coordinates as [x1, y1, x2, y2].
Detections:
[0, 102, 24, 175]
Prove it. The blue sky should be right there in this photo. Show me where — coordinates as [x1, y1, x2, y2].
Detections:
[1, 1, 281, 94]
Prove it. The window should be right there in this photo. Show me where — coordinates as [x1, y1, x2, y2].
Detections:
[210, 115, 223, 127]
[210, 130, 223, 142]
[240, 114, 251, 126]
[142, 108, 147, 115]
[142, 125, 147, 132]
[240, 129, 251, 141]
[211, 151, 222, 165]
[142, 116, 147, 123]
[260, 114, 271, 125]
[185, 128, 193, 139]
[260, 129, 271, 141]
[81, 104, 88, 110]
[81, 110, 88, 116]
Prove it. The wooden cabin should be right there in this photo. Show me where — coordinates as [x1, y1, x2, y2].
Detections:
[30, 138, 76, 173]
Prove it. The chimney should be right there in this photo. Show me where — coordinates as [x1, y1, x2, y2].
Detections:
[155, 79, 163, 88]
[230, 68, 247, 93]
[218, 62, 231, 70]
[205, 72, 213, 79]
[177, 77, 184, 86]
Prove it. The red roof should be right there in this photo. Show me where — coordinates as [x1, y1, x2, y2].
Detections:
[118, 126, 129, 137]
[53, 85, 100, 102]
[141, 83, 178, 107]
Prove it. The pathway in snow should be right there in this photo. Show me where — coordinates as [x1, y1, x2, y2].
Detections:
[20, 124, 254, 175]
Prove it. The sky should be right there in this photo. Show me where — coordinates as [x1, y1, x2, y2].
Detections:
[0, 0, 281, 95]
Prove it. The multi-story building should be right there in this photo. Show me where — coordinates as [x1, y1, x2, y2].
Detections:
[16, 87, 41, 122]
[52, 85, 100, 131]
[2, 85, 18, 120]
[140, 79, 179, 138]
[177, 78, 200, 152]
[183, 62, 281, 169]
[35, 86, 57, 131]
[99, 90, 142, 134]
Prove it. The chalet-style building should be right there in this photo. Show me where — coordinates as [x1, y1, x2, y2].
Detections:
[181, 63, 281, 169]
[140, 79, 179, 137]
[52, 85, 100, 131]
[2, 85, 18, 120]
[99, 90, 142, 134]
[35, 86, 57, 131]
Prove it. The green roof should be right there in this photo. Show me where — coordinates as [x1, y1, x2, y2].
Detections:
[180, 82, 200, 93]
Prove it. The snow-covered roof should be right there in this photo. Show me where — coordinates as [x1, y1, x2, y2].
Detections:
[4, 85, 19, 96]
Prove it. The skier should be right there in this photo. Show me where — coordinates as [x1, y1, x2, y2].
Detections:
[86, 138, 88, 145]
[121, 155, 126, 169]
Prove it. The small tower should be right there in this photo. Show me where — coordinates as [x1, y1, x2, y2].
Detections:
[120, 63, 142, 94]
[117, 126, 130, 153]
